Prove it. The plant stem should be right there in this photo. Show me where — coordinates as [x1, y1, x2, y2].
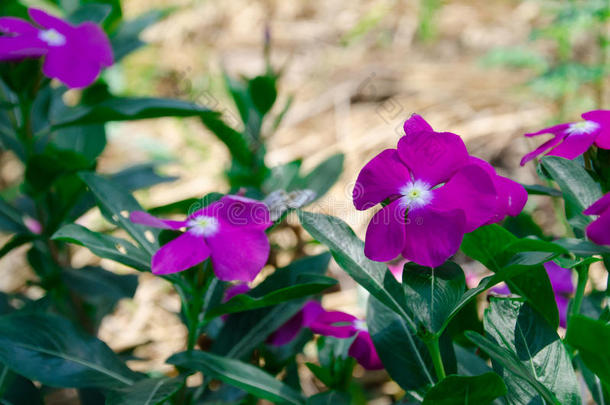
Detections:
[570, 264, 589, 320]
[425, 336, 446, 381]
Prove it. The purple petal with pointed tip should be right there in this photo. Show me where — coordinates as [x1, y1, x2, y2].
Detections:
[353, 149, 410, 210]
[520, 133, 566, 166]
[267, 301, 324, 346]
[130, 211, 187, 230]
[28, 8, 72, 32]
[0, 17, 38, 34]
[364, 200, 406, 262]
[546, 131, 597, 160]
[584, 193, 610, 216]
[403, 114, 433, 135]
[397, 130, 469, 187]
[212, 195, 272, 230]
[586, 211, 610, 246]
[349, 332, 383, 370]
[151, 232, 210, 275]
[309, 311, 358, 338]
[582, 110, 610, 149]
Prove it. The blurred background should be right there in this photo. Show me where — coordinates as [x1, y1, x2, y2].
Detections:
[1, 0, 607, 402]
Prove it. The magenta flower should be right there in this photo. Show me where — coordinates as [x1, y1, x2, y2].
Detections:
[268, 301, 382, 370]
[492, 261, 574, 327]
[584, 193, 610, 246]
[0, 8, 113, 88]
[354, 114, 506, 267]
[520, 110, 610, 166]
[130, 195, 272, 281]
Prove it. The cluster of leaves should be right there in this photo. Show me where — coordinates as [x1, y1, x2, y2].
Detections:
[482, 0, 610, 117]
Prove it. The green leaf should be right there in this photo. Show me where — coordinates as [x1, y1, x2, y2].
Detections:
[68, 4, 112, 24]
[290, 154, 344, 201]
[467, 299, 581, 405]
[200, 113, 254, 166]
[0, 234, 34, 260]
[52, 224, 150, 271]
[541, 156, 603, 231]
[422, 373, 507, 405]
[401, 261, 466, 335]
[522, 184, 562, 197]
[111, 10, 168, 62]
[0, 196, 28, 233]
[25, 148, 93, 193]
[0, 313, 138, 388]
[49, 124, 107, 162]
[167, 350, 304, 405]
[78, 172, 159, 256]
[207, 253, 334, 319]
[105, 377, 183, 405]
[555, 238, 610, 256]
[307, 391, 352, 405]
[52, 98, 215, 128]
[367, 296, 435, 391]
[566, 315, 610, 391]
[248, 75, 277, 116]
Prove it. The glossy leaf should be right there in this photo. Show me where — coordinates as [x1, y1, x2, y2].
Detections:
[565, 315, 610, 391]
[0, 313, 138, 388]
[422, 373, 507, 405]
[168, 350, 304, 405]
[105, 377, 183, 405]
[52, 224, 150, 271]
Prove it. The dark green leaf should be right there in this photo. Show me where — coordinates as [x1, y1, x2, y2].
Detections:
[0, 234, 34, 260]
[49, 124, 107, 162]
[422, 373, 507, 405]
[52, 224, 150, 271]
[367, 296, 435, 391]
[248, 75, 277, 116]
[111, 10, 168, 61]
[52, 98, 215, 128]
[290, 154, 344, 201]
[401, 261, 466, 335]
[0, 197, 27, 233]
[467, 298, 580, 405]
[201, 113, 253, 166]
[168, 350, 304, 405]
[306, 391, 352, 405]
[25, 149, 92, 193]
[68, 4, 112, 24]
[522, 184, 562, 197]
[110, 163, 177, 191]
[105, 377, 183, 405]
[555, 238, 610, 256]
[566, 315, 610, 391]
[0, 313, 138, 388]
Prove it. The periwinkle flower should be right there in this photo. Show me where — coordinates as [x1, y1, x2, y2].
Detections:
[354, 114, 524, 267]
[130, 195, 271, 282]
[584, 193, 610, 247]
[0, 8, 113, 88]
[268, 301, 383, 370]
[492, 261, 574, 328]
[520, 110, 610, 166]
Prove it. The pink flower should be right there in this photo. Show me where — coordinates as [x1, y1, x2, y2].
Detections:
[0, 8, 113, 88]
[23, 216, 42, 234]
[353, 114, 525, 267]
[130, 195, 271, 281]
[584, 193, 610, 247]
[520, 110, 610, 166]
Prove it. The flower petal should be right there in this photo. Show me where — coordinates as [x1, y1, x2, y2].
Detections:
[364, 200, 407, 262]
[586, 211, 610, 246]
[309, 311, 358, 338]
[267, 301, 324, 346]
[28, 8, 72, 32]
[151, 233, 210, 275]
[0, 17, 38, 34]
[43, 46, 103, 88]
[0, 35, 46, 60]
[583, 193, 610, 216]
[75, 22, 113, 67]
[431, 163, 497, 232]
[546, 132, 597, 160]
[206, 226, 270, 282]
[403, 114, 433, 135]
[544, 261, 574, 296]
[495, 175, 528, 217]
[403, 208, 465, 267]
[524, 123, 571, 138]
[397, 131, 469, 186]
[130, 211, 187, 230]
[520, 133, 565, 166]
[194, 195, 271, 230]
[349, 332, 383, 370]
[353, 149, 410, 210]
[582, 110, 610, 149]
[556, 296, 570, 329]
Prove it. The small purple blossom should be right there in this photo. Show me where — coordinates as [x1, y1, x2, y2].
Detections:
[584, 193, 610, 247]
[520, 110, 610, 166]
[23, 216, 42, 234]
[0, 8, 113, 88]
[130, 195, 272, 282]
[492, 261, 574, 327]
[354, 114, 524, 267]
[268, 301, 383, 370]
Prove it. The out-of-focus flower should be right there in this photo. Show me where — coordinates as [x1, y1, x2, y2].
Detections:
[584, 193, 610, 246]
[0, 8, 113, 88]
[353, 114, 504, 267]
[268, 300, 383, 370]
[23, 216, 42, 234]
[492, 261, 574, 327]
[131, 195, 271, 281]
[520, 110, 610, 166]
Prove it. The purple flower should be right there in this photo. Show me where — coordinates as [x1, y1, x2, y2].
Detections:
[0, 8, 113, 88]
[520, 110, 610, 166]
[130, 195, 272, 281]
[354, 114, 518, 267]
[492, 261, 574, 327]
[584, 193, 610, 246]
[268, 301, 383, 370]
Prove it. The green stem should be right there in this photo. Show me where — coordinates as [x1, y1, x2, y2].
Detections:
[425, 336, 446, 381]
[186, 263, 213, 351]
[570, 264, 589, 320]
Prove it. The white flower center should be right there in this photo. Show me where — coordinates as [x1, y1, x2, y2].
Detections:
[187, 215, 219, 237]
[566, 120, 599, 135]
[38, 29, 66, 46]
[400, 180, 432, 208]
[353, 320, 368, 332]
